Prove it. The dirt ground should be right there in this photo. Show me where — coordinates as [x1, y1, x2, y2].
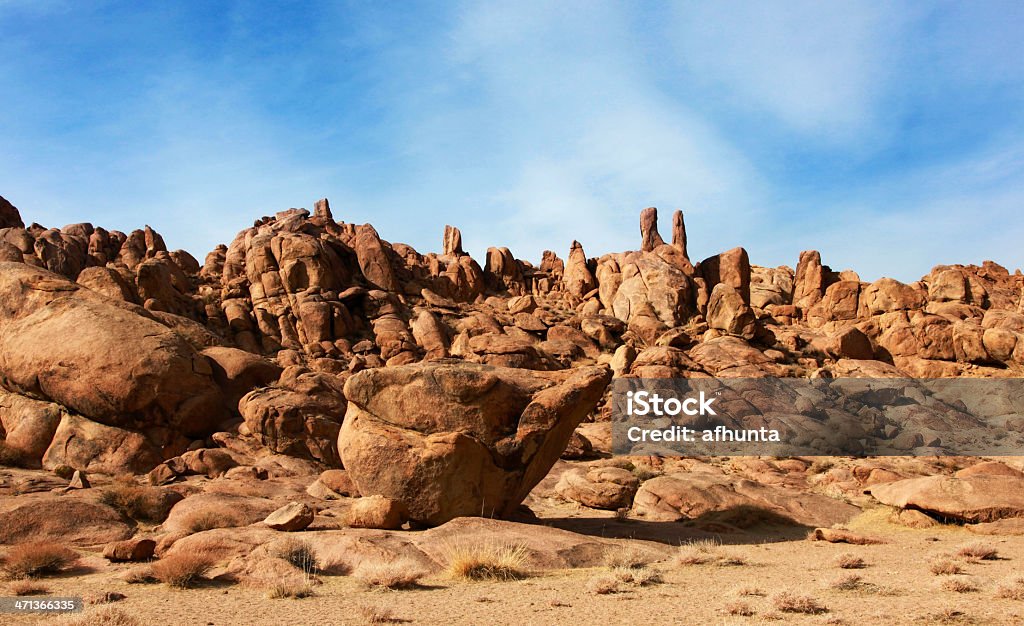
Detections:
[4, 505, 1024, 626]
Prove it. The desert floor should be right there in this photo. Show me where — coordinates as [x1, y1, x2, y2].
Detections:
[5, 505, 1024, 626]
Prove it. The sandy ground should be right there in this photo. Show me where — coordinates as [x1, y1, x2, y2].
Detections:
[5, 506, 1024, 626]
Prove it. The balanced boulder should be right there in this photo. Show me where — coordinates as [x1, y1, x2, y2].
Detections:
[339, 362, 611, 525]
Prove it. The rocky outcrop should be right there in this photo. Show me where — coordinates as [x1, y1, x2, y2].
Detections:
[0, 195, 25, 229]
[339, 362, 611, 525]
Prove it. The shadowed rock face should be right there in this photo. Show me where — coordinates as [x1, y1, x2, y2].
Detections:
[339, 362, 611, 525]
[0, 195, 24, 229]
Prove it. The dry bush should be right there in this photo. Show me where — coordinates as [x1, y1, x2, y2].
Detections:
[725, 601, 755, 616]
[121, 566, 157, 584]
[358, 605, 399, 624]
[151, 552, 214, 588]
[956, 542, 999, 561]
[830, 574, 864, 591]
[836, 553, 866, 569]
[773, 592, 827, 614]
[995, 576, 1024, 600]
[270, 539, 318, 575]
[602, 547, 648, 569]
[612, 565, 662, 586]
[613, 508, 630, 522]
[736, 586, 765, 597]
[674, 539, 719, 566]
[587, 573, 621, 595]
[98, 479, 167, 524]
[717, 553, 749, 567]
[180, 509, 243, 534]
[632, 465, 660, 481]
[809, 459, 835, 474]
[56, 606, 142, 626]
[445, 543, 528, 581]
[931, 560, 964, 576]
[942, 578, 978, 593]
[267, 580, 315, 599]
[355, 559, 426, 590]
[8, 580, 50, 595]
[0, 542, 79, 579]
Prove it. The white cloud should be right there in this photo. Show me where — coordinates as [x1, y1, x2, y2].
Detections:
[666, 1, 905, 141]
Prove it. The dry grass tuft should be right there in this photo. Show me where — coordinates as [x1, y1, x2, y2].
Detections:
[773, 592, 827, 614]
[56, 606, 142, 626]
[995, 576, 1024, 600]
[180, 509, 244, 534]
[587, 573, 621, 595]
[725, 601, 755, 616]
[354, 559, 426, 590]
[956, 542, 999, 561]
[674, 538, 720, 566]
[267, 580, 315, 599]
[358, 605, 400, 624]
[444, 543, 528, 581]
[736, 586, 765, 597]
[942, 578, 978, 593]
[602, 547, 649, 569]
[150, 552, 214, 588]
[930, 560, 964, 576]
[611, 565, 662, 586]
[830, 573, 864, 591]
[98, 479, 168, 524]
[270, 539, 318, 575]
[717, 553, 749, 567]
[0, 542, 79, 579]
[8, 579, 50, 595]
[121, 566, 157, 584]
[836, 553, 866, 569]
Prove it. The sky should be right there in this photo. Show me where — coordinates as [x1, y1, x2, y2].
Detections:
[1, 1, 1022, 281]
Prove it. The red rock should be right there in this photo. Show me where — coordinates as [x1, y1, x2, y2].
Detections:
[346, 495, 407, 529]
[264, 502, 314, 531]
[103, 538, 157, 562]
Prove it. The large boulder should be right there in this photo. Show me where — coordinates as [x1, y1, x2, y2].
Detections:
[239, 366, 347, 466]
[867, 474, 1024, 523]
[555, 466, 639, 510]
[42, 413, 162, 474]
[0, 263, 226, 437]
[0, 195, 24, 229]
[632, 473, 858, 528]
[339, 362, 611, 525]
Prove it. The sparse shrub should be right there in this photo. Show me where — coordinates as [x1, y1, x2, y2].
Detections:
[270, 539, 318, 574]
[809, 459, 835, 474]
[56, 607, 142, 626]
[587, 573, 620, 595]
[8, 580, 50, 595]
[444, 543, 528, 581]
[358, 605, 399, 624]
[956, 542, 999, 561]
[603, 548, 648, 569]
[612, 565, 661, 586]
[180, 509, 244, 533]
[267, 581, 315, 599]
[0, 542, 79, 579]
[613, 507, 630, 522]
[98, 479, 171, 524]
[736, 586, 765, 597]
[836, 553, 866, 569]
[717, 553, 748, 567]
[830, 574, 863, 591]
[674, 539, 719, 566]
[930, 560, 964, 576]
[632, 465, 660, 481]
[773, 592, 827, 614]
[942, 578, 978, 593]
[355, 559, 426, 589]
[996, 577, 1024, 600]
[121, 566, 157, 584]
[150, 552, 214, 588]
[725, 601, 755, 616]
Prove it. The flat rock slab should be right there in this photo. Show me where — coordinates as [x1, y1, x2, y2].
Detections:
[868, 474, 1024, 523]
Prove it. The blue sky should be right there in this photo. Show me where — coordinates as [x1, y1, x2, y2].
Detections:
[1, 1, 1022, 281]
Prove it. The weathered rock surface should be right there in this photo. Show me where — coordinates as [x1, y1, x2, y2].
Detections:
[339, 362, 611, 525]
[868, 474, 1024, 523]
